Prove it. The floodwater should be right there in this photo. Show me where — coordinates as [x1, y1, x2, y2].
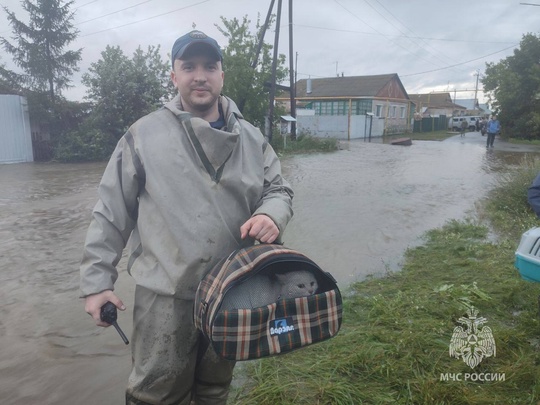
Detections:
[1, 132, 539, 404]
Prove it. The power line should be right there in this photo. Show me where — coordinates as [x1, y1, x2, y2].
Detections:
[400, 44, 517, 77]
[73, 0, 101, 11]
[296, 43, 517, 82]
[332, 0, 447, 71]
[75, 0, 155, 26]
[78, 0, 211, 38]
[369, 0, 469, 73]
[294, 24, 516, 45]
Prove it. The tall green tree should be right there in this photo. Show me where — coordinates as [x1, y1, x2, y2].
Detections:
[82, 44, 174, 141]
[483, 33, 540, 139]
[0, 0, 82, 102]
[216, 15, 288, 129]
[0, 60, 21, 94]
[54, 44, 174, 162]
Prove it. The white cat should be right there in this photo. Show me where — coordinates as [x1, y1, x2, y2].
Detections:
[220, 270, 318, 310]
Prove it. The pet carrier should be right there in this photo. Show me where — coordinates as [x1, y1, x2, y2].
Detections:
[194, 244, 342, 361]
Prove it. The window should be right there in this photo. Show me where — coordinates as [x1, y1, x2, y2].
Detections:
[337, 101, 347, 115]
[352, 100, 373, 115]
[311, 100, 374, 116]
[376, 104, 383, 117]
[400, 106, 406, 119]
[391, 106, 397, 118]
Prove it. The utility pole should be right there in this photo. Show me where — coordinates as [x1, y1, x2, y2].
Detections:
[266, 0, 282, 142]
[288, 0, 296, 140]
[473, 69, 480, 110]
[238, 0, 275, 113]
[263, 0, 296, 142]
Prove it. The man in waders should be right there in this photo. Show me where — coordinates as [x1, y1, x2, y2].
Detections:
[80, 30, 294, 405]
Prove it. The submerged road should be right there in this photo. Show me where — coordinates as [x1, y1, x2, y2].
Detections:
[1, 131, 539, 404]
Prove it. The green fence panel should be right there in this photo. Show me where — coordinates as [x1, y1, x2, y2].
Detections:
[413, 115, 447, 132]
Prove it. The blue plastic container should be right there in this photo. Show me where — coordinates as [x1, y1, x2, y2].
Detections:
[515, 227, 540, 283]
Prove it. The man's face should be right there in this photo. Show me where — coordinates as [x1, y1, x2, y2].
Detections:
[171, 49, 224, 117]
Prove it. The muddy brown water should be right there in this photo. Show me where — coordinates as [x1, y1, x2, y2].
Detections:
[1, 133, 539, 404]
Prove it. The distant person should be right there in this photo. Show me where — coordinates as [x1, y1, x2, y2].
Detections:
[528, 172, 540, 217]
[486, 115, 501, 148]
[480, 117, 488, 136]
[460, 119, 468, 137]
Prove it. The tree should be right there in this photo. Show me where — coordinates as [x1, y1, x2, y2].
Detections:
[54, 44, 174, 162]
[0, 60, 21, 94]
[482, 33, 540, 139]
[216, 15, 288, 130]
[0, 0, 82, 103]
[82, 45, 174, 141]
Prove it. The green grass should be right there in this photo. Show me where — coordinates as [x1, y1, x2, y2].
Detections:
[506, 138, 540, 146]
[229, 159, 540, 404]
[270, 133, 339, 155]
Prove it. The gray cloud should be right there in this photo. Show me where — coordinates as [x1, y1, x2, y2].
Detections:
[0, 0, 537, 103]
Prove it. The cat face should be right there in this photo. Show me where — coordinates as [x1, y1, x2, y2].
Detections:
[276, 270, 318, 298]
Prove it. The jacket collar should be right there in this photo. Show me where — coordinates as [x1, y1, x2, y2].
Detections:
[164, 95, 243, 183]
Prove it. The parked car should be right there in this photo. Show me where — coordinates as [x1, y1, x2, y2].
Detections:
[448, 116, 482, 132]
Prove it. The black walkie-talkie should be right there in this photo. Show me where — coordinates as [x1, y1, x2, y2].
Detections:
[100, 302, 129, 345]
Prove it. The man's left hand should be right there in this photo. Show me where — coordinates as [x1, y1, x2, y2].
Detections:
[240, 215, 279, 243]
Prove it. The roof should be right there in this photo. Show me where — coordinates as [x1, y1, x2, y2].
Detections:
[409, 92, 467, 110]
[454, 98, 492, 114]
[295, 73, 408, 99]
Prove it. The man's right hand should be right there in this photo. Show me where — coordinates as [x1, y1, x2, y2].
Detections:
[84, 290, 126, 327]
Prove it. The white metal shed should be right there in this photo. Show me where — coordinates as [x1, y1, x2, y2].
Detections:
[0, 94, 34, 163]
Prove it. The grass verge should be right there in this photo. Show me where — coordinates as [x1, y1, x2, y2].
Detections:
[230, 159, 540, 404]
[270, 133, 339, 156]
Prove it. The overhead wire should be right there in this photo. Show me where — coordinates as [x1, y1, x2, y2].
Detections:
[361, 0, 452, 70]
[78, 0, 211, 37]
[293, 24, 514, 44]
[400, 43, 517, 77]
[75, 0, 155, 26]
[368, 0, 472, 74]
[73, 0, 101, 11]
[332, 0, 446, 70]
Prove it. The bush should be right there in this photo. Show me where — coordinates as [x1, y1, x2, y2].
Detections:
[270, 133, 338, 155]
[54, 126, 116, 162]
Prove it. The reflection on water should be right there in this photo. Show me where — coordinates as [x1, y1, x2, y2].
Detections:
[1, 138, 539, 404]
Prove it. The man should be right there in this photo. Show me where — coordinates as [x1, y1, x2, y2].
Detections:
[528, 172, 540, 217]
[480, 117, 488, 136]
[460, 119, 467, 137]
[486, 115, 501, 148]
[80, 30, 294, 405]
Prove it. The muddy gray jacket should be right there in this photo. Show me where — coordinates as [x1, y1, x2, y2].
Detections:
[80, 95, 293, 299]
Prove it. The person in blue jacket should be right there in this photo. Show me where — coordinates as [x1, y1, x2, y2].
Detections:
[528, 172, 540, 217]
[486, 115, 501, 148]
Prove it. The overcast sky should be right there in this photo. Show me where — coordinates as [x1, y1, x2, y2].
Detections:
[0, 0, 538, 103]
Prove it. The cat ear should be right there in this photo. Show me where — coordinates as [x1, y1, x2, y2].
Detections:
[274, 273, 286, 283]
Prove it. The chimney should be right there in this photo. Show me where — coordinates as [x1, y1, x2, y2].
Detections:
[306, 78, 312, 94]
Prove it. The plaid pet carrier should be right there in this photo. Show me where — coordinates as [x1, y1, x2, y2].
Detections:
[194, 244, 342, 361]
